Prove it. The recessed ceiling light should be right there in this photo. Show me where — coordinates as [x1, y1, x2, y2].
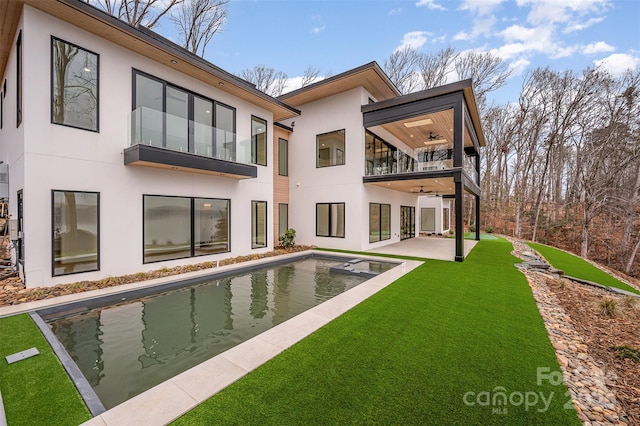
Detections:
[403, 118, 433, 128]
[170, 60, 177, 64]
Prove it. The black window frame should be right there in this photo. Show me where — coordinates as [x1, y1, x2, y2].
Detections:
[278, 203, 288, 238]
[142, 194, 231, 264]
[132, 69, 237, 159]
[316, 129, 346, 168]
[50, 36, 100, 132]
[369, 202, 391, 243]
[16, 30, 21, 128]
[316, 202, 345, 238]
[278, 137, 288, 176]
[51, 189, 100, 277]
[251, 200, 267, 249]
[251, 115, 267, 166]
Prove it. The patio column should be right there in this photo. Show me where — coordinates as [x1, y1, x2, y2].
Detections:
[454, 171, 464, 262]
[475, 153, 481, 241]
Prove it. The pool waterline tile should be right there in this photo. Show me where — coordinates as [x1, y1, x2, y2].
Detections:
[19, 251, 420, 426]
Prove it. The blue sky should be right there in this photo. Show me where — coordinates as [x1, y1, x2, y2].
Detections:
[160, 0, 640, 104]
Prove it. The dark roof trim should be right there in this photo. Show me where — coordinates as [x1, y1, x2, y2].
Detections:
[274, 122, 294, 132]
[279, 61, 401, 101]
[59, 0, 300, 117]
[361, 79, 474, 113]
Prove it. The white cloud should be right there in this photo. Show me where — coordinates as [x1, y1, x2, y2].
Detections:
[311, 26, 325, 35]
[508, 57, 531, 76]
[459, 0, 505, 16]
[594, 53, 640, 75]
[453, 30, 471, 41]
[499, 24, 537, 42]
[389, 7, 402, 15]
[396, 31, 430, 51]
[517, 0, 610, 26]
[415, 0, 446, 11]
[563, 16, 605, 33]
[583, 41, 615, 55]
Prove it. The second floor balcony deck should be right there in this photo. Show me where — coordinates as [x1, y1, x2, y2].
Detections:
[124, 106, 257, 179]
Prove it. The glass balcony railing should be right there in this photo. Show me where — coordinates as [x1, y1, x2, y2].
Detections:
[464, 154, 479, 184]
[128, 106, 252, 165]
[364, 143, 455, 177]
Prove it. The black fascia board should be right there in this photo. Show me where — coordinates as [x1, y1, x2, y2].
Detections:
[60, 0, 299, 118]
[124, 144, 257, 178]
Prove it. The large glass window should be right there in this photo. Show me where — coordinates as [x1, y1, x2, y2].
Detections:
[52, 190, 99, 276]
[133, 70, 236, 160]
[215, 103, 235, 160]
[369, 203, 391, 243]
[317, 129, 345, 168]
[143, 195, 230, 263]
[252, 200, 267, 248]
[251, 116, 267, 166]
[443, 207, 450, 231]
[278, 138, 288, 176]
[421, 207, 436, 233]
[144, 196, 191, 263]
[51, 37, 99, 131]
[278, 203, 288, 238]
[195, 198, 230, 255]
[316, 203, 345, 237]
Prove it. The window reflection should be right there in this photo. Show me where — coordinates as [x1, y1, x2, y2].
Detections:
[51, 37, 99, 131]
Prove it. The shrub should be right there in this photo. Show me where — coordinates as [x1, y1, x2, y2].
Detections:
[622, 295, 638, 309]
[279, 228, 296, 248]
[598, 297, 619, 317]
[485, 227, 493, 234]
[611, 345, 640, 363]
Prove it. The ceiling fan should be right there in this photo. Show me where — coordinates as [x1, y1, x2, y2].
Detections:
[428, 132, 442, 141]
[411, 185, 432, 194]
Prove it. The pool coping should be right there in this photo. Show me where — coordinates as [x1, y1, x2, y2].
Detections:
[0, 250, 422, 426]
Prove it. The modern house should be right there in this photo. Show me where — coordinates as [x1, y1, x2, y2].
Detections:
[0, 0, 484, 288]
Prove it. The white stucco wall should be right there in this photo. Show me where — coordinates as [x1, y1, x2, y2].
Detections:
[418, 196, 451, 234]
[5, 6, 276, 287]
[287, 87, 419, 252]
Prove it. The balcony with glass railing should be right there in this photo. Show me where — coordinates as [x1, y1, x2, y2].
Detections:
[364, 141, 455, 177]
[124, 106, 257, 179]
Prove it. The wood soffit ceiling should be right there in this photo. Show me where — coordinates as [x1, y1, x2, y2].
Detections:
[368, 177, 456, 196]
[1, 0, 299, 121]
[279, 64, 401, 107]
[372, 109, 476, 151]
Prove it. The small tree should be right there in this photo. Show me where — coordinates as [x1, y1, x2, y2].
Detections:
[278, 228, 296, 248]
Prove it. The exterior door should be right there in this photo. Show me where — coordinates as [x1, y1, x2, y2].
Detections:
[400, 206, 415, 240]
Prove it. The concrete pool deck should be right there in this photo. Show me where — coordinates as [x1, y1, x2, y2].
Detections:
[367, 236, 478, 261]
[0, 250, 422, 426]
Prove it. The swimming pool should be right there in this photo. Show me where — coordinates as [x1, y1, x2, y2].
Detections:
[39, 254, 397, 410]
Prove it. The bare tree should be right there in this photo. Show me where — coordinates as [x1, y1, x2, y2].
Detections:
[419, 46, 457, 90]
[85, 0, 182, 29]
[301, 66, 321, 88]
[454, 51, 512, 110]
[170, 0, 228, 56]
[383, 46, 423, 95]
[240, 65, 288, 97]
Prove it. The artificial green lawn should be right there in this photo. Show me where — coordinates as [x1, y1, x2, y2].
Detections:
[527, 242, 639, 295]
[174, 239, 580, 425]
[0, 314, 92, 426]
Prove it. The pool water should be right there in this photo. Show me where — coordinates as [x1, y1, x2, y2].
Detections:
[48, 256, 394, 409]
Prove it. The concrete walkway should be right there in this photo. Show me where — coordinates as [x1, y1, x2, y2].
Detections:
[367, 236, 478, 261]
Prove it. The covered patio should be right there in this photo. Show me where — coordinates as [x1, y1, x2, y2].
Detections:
[361, 79, 484, 261]
[366, 236, 478, 261]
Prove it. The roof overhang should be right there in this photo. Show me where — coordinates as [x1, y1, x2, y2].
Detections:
[279, 62, 401, 107]
[0, 0, 300, 122]
[361, 79, 485, 148]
